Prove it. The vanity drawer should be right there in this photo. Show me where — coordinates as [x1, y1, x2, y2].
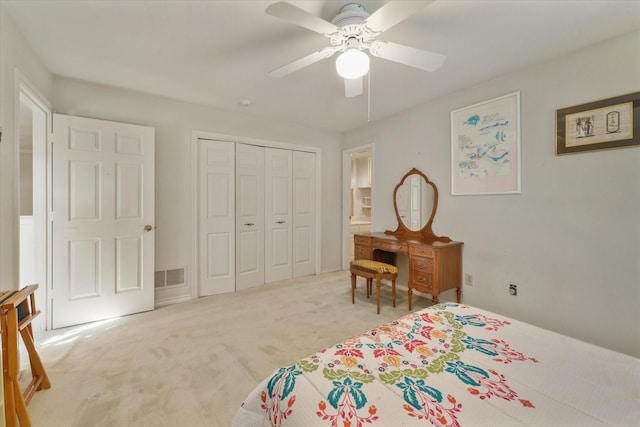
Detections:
[354, 234, 372, 248]
[353, 235, 372, 260]
[409, 245, 434, 258]
[411, 272, 433, 291]
[410, 256, 434, 291]
[373, 239, 408, 253]
[354, 244, 372, 260]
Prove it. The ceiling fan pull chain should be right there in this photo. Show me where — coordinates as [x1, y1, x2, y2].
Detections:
[367, 67, 371, 123]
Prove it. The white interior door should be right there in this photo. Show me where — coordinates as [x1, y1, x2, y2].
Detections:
[198, 139, 235, 296]
[396, 181, 410, 226]
[236, 143, 265, 290]
[292, 151, 316, 278]
[52, 114, 155, 328]
[265, 148, 292, 283]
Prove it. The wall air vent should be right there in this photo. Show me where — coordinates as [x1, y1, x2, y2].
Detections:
[154, 267, 186, 288]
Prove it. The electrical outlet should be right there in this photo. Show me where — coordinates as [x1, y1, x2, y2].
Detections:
[509, 284, 517, 296]
[464, 273, 473, 286]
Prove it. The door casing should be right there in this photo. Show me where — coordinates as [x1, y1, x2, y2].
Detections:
[15, 70, 53, 331]
[342, 144, 374, 270]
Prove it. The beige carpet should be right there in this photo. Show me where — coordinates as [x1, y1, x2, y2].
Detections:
[25, 271, 435, 426]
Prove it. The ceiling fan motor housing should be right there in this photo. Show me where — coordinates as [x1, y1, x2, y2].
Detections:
[330, 3, 377, 50]
[331, 3, 370, 27]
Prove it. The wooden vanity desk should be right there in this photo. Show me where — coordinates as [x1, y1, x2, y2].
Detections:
[354, 233, 462, 309]
[355, 168, 463, 310]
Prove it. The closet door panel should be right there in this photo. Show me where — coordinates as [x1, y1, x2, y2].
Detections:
[198, 139, 235, 296]
[265, 148, 292, 283]
[292, 151, 317, 278]
[236, 144, 265, 290]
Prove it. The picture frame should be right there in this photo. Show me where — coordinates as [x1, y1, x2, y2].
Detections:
[451, 91, 521, 195]
[556, 92, 640, 155]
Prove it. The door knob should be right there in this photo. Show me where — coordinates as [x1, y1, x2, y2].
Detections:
[144, 225, 153, 231]
[276, 221, 286, 224]
[244, 223, 255, 226]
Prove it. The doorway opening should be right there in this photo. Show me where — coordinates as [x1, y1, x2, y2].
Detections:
[342, 145, 373, 270]
[17, 73, 52, 332]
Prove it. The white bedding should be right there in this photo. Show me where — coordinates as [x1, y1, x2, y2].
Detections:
[233, 303, 639, 426]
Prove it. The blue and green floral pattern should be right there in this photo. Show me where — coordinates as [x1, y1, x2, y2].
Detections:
[256, 304, 537, 426]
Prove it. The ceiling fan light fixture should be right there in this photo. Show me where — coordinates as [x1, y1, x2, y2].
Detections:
[336, 48, 369, 79]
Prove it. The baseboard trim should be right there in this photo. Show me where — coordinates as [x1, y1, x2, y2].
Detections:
[154, 295, 193, 308]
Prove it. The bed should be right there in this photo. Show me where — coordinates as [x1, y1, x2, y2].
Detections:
[232, 303, 639, 426]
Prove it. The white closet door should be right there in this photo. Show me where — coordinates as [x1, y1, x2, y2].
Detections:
[52, 114, 155, 328]
[292, 151, 317, 278]
[198, 139, 235, 296]
[264, 148, 292, 283]
[235, 143, 265, 290]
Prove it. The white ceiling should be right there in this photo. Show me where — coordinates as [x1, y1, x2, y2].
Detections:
[4, 0, 640, 133]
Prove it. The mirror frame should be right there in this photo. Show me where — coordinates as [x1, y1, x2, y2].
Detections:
[385, 168, 451, 242]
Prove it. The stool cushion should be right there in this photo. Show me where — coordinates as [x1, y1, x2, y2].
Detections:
[350, 260, 398, 275]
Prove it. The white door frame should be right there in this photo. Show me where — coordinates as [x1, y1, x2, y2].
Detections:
[15, 70, 53, 331]
[342, 143, 374, 270]
[190, 130, 321, 297]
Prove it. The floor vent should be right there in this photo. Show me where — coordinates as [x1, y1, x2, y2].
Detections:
[155, 268, 185, 288]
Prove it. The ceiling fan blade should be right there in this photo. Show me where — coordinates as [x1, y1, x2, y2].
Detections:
[266, 2, 338, 35]
[363, 1, 434, 33]
[344, 77, 363, 98]
[269, 47, 337, 78]
[370, 41, 445, 72]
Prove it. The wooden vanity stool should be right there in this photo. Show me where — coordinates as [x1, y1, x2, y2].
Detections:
[350, 260, 398, 314]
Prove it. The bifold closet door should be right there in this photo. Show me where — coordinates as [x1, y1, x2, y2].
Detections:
[198, 142, 315, 293]
[292, 150, 317, 278]
[265, 148, 293, 283]
[198, 139, 235, 296]
[236, 144, 265, 291]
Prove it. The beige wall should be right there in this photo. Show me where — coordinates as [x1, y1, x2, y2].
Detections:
[1, 3, 343, 299]
[344, 30, 640, 357]
[52, 76, 344, 281]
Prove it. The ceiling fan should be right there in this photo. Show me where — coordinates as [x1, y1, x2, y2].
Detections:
[266, 1, 445, 98]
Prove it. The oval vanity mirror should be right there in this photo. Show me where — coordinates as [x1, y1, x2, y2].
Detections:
[395, 174, 435, 231]
[386, 168, 450, 242]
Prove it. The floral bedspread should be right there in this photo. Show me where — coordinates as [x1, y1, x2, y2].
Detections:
[233, 303, 639, 426]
